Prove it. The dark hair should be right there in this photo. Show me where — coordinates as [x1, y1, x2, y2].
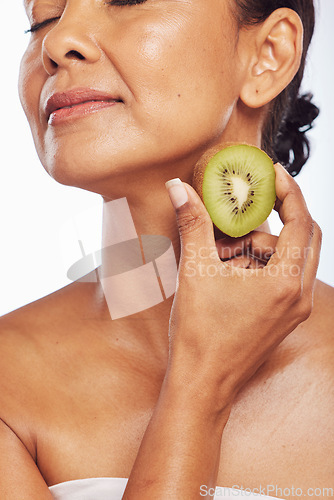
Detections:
[233, 0, 320, 176]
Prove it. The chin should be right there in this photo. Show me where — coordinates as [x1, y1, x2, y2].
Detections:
[37, 130, 112, 184]
[42, 156, 117, 192]
[37, 142, 150, 197]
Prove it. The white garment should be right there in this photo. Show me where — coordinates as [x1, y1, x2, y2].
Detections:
[49, 477, 283, 499]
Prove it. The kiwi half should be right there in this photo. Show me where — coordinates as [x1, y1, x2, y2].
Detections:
[193, 144, 276, 238]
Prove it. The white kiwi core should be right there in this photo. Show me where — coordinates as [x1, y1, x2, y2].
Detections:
[232, 177, 250, 207]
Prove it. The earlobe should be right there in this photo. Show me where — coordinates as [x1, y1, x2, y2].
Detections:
[240, 8, 303, 109]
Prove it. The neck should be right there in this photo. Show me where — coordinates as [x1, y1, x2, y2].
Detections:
[95, 170, 187, 361]
[93, 117, 266, 359]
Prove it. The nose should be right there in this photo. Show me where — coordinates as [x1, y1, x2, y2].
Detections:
[42, 14, 101, 75]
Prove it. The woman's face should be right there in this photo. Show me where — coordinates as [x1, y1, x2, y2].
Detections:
[19, 0, 244, 192]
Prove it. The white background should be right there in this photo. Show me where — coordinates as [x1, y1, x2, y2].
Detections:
[0, 0, 333, 316]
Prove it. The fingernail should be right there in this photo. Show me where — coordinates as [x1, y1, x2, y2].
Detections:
[165, 178, 188, 209]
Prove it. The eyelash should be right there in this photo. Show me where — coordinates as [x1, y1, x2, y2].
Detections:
[24, 17, 60, 34]
[105, 0, 148, 5]
[24, 0, 147, 33]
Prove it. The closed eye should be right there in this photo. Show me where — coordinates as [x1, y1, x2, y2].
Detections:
[25, 17, 60, 34]
[105, 0, 148, 5]
[25, 0, 148, 33]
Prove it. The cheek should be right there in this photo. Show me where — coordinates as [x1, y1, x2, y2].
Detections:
[136, 31, 164, 66]
[19, 45, 39, 120]
[120, 15, 238, 149]
[18, 45, 47, 158]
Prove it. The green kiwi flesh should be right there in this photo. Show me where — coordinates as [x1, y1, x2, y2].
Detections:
[201, 145, 276, 238]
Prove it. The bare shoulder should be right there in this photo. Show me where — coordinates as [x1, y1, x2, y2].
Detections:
[313, 278, 334, 320]
[0, 279, 101, 376]
[0, 276, 100, 328]
[286, 279, 334, 388]
[0, 276, 102, 342]
[304, 279, 334, 356]
[0, 280, 100, 456]
[284, 279, 334, 484]
[314, 280, 334, 317]
[221, 280, 334, 489]
[277, 279, 334, 480]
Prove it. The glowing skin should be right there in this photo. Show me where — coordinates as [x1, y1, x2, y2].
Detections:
[19, 0, 252, 199]
[19, 0, 265, 319]
[0, 1, 331, 496]
[20, 0, 267, 305]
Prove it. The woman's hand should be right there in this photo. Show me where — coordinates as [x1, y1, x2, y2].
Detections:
[124, 164, 321, 499]
[165, 163, 322, 408]
[216, 230, 279, 269]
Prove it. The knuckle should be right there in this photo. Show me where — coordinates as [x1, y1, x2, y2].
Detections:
[290, 181, 301, 193]
[297, 296, 313, 322]
[282, 276, 303, 303]
[177, 211, 209, 236]
[304, 216, 314, 239]
[277, 277, 313, 322]
[313, 220, 323, 243]
[286, 182, 302, 199]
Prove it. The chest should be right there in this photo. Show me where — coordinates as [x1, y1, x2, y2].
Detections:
[32, 352, 321, 489]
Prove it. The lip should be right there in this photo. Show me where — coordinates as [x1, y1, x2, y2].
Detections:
[44, 88, 123, 124]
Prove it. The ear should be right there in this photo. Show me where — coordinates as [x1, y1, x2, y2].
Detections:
[239, 8, 303, 108]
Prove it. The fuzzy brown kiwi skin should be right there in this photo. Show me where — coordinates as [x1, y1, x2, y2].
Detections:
[192, 142, 246, 201]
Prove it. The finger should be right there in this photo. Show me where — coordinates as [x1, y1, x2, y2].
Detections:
[247, 257, 267, 269]
[226, 255, 251, 268]
[216, 231, 278, 263]
[269, 163, 314, 270]
[303, 221, 322, 292]
[165, 178, 220, 266]
[226, 255, 267, 269]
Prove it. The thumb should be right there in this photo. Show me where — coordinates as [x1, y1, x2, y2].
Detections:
[165, 178, 218, 260]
